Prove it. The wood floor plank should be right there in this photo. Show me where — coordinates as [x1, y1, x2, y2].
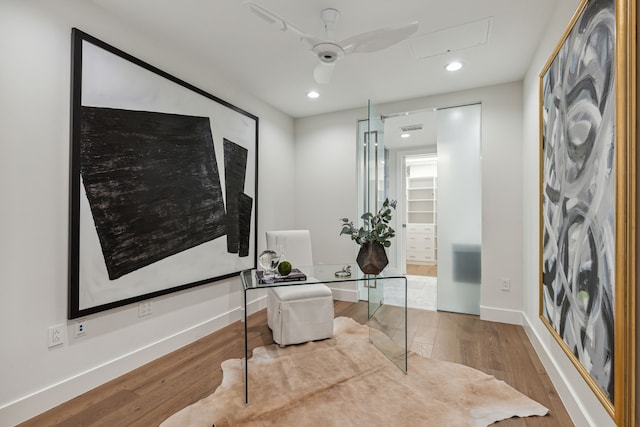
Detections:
[406, 264, 438, 276]
[456, 314, 485, 370]
[479, 320, 507, 374]
[19, 302, 573, 426]
[408, 308, 439, 357]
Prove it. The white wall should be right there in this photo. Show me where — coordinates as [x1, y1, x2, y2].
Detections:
[294, 109, 363, 264]
[294, 81, 525, 323]
[520, 0, 615, 426]
[0, 1, 295, 425]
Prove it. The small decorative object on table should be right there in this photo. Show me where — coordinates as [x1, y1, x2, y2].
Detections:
[340, 199, 397, 275]
[258, 250, 280, 280]
[335, 265, 352, 278]
[278, 260, 292, 276]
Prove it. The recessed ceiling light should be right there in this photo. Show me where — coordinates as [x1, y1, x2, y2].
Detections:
[307, 90, 320, 99]
[401, 133, 410, 138]
[445, 61, 463, 72]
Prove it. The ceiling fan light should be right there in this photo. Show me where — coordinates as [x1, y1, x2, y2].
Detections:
[319, 51, 338, 63]
[247, 3, 418, 86]
[313, 43, 344, 63]
[307, 90, 320, 99]
[445, 61, 463, 72]
[313, 61, 335, 84]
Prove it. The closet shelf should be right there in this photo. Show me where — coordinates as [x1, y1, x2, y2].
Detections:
[406, 174, 437, 265]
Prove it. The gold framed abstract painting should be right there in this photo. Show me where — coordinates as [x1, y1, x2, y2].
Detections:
[539, 0, 635, 425]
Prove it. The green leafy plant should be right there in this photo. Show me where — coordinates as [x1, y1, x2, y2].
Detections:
[340, 199, 397, 247]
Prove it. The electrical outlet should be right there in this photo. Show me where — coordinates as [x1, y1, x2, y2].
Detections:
[138, 301, 152, 317]
[74, 320, 86, 338]
[48, 325, 67, 348]
[501, 278, 511, 291]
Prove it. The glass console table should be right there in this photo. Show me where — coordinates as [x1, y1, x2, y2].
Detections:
[239, 264, 407, 404]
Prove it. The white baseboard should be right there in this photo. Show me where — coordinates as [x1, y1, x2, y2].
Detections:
[479, 307, 592, 426]
[330, 287, 359, 302]
[521, 313, 593, 427]
[1, 296, 267, 427]
[479, 305, 524, 325]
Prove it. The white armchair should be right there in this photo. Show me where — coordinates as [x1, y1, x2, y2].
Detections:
[265, 230, 334, 346]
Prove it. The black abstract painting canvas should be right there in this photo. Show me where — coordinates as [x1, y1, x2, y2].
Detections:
[223, 138, 249, 255]
[69, 29, 258, 318]
[81, 107, 227, 280]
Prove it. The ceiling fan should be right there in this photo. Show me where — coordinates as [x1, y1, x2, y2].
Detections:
[245, 1, 419, 84]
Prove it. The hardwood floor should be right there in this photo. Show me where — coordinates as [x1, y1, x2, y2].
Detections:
[19, 302, 573, 426]
[406, 263, 437, 276]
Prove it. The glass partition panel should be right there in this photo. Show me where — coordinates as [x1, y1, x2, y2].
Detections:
[371, 276, 407, 373]
[436, 104, 482, 315]
[367, 100, 385, 316]
[367, 101, 406, 373]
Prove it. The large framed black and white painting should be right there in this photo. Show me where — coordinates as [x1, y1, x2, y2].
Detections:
[69, 29, 258, 319]
[539, 0, 635, 424]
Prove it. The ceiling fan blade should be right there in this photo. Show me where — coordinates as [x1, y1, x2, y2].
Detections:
[314, 61, 336, 84]
[339, 22, 419, 54]
[245, 1, 320, 47]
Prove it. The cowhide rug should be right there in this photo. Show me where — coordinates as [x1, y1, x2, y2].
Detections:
[161, 317, 548, 426]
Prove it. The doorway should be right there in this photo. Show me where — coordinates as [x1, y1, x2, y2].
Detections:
[404, 154, 438, 278]
[384, 104, 482, 315]
[381, 109, 440, 312]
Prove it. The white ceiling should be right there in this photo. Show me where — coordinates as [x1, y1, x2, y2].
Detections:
[90, 0, 558, 118]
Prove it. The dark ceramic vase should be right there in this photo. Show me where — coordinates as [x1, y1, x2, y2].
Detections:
[356, 242, 388, 275]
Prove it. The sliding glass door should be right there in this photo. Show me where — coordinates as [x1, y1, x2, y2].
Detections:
[436, 104, 482, 315]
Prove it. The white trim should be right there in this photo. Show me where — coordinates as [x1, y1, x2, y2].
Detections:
[329, 287, 358, 302]
[1, 296, 267, 426]
[521, 312, 595, 427]
[479, 307, 599, 426]
[479, 305, 524, 325]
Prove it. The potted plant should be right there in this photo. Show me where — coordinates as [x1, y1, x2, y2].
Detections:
[339, 199, 397, 274]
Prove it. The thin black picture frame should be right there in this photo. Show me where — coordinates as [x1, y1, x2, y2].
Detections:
[69, 28, 258, 319]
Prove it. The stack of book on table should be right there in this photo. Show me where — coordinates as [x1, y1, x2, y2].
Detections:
[255, 268, 307, 284]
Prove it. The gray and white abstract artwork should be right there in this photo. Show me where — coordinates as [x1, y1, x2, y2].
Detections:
[541, 0, 615, 401]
